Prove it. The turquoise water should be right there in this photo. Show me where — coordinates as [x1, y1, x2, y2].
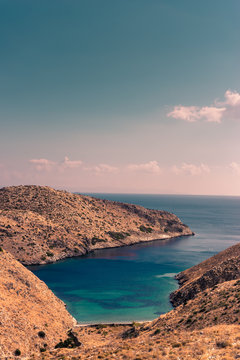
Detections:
[30, 194, 240, 324]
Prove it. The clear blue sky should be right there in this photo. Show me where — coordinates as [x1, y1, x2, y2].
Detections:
[1, 0, 240, 194]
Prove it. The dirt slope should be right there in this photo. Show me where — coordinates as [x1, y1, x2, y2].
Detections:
[2, 234, 240, 359]
[170, 242, 240, 307]
[31, 277, 240, 360]
[0, 185, 193, 265]
[0, 249, 75, 359]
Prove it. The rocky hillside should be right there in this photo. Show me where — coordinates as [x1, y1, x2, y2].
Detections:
[0, 249, 75, 359]
[0, 185, 193, 265]
[29, 275, 240, 359]
[170, 242, 240, 307]
[1, 235, 240, 359]
[30, 243, 240, 360]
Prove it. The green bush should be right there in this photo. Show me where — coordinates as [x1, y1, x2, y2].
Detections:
[55, 330, 81, 349]
[216, 341, 230, 348]
[107, 231, 126, 240]
[38, 331, 46, 338]
[91, 237, 106, 245]
[172, 343, 181, 348]
[46, 251, 54, 257]
[139, 225, 153, 233]
[14, 349, 21, 356]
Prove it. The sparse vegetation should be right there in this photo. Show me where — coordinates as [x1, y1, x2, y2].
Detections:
[0, 185, 191, 266]
[91, 237, 106, 245]
[139, 225, 153, 233]
[38, 331, 46, 338]
[46, 251, 54, 257]
[216, 340, 230, 348]
[107, 231, 127, 240]
[55, 330, 81, 349]
[14, 349, 21, 356]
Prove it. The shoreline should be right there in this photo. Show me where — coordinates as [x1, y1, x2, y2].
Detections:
[27, 232, 194, 267]
[75, 320, 149, 327]
[29, 236, 183, 326]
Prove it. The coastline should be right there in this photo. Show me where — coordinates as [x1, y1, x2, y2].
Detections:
[75, 320, 148, 327]
[27, 232, 194, 267]
[0, 185, 194, 266]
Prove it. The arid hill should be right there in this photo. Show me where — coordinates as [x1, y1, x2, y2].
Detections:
[28, 242, 240, 360]
[170, 242, 240, 307]
[0, 249, 75, 359]
[3, 185, 240, 359]
[0, 185, 193, 265]
[1, 234, 240, 359]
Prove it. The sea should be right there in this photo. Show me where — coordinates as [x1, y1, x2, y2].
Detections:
[30, 194, 240, 324]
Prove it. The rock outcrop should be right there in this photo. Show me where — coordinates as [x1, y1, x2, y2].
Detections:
[0, 249, 75, 359]
[170, 242, 240, 307]
[0, 185, 193, 265]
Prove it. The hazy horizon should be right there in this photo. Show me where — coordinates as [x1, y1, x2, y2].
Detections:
[1, 0, 240, 195]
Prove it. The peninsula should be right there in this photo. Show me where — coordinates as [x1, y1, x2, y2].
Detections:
[0, 185, 193, 265]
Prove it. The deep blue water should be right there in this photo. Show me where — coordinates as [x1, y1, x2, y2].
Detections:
[30, 194, 240, 324]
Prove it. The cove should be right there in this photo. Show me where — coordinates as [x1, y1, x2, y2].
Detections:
[29, 194, 240, 324]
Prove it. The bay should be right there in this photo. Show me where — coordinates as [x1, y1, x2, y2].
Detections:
[30, 194, 240, 324]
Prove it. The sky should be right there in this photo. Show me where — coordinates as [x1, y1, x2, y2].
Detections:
[1, 0, 240, 195]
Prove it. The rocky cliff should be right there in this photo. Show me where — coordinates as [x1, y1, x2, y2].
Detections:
[0, 185, 193, 265]
[170, 242, 240, 307]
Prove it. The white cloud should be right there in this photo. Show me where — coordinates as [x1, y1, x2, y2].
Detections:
[94, 164, 118, 173]
[62, 156, 83, 168]
[128, 160, 161, 173]
[168, 106, 202, 122]
[84, 163, 118, 174]
[167, 89, 240, 123]
[172, 163, 210, 176]
[29, 156, 83, 171]
[198, 107, 225, 123]
[223, 90, 240, 106]
[29, 158, 56, 171]
[230, 162, 240, 175]
[167, 105, 225, 123]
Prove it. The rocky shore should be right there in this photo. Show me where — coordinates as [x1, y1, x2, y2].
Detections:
[1, 241, 240, 359]
[2, 185, 240, 359]
[170, 242, 240, 307]
[0, 185, 193, 265]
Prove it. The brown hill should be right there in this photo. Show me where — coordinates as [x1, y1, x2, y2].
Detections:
[170, 242, 240, 307]
[30, 243, 240, 360]
[30, 278, 240, 360]
[0, 185, 193, 265]
[0, 249, 75, 359]
[1, 228, 240, 359]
